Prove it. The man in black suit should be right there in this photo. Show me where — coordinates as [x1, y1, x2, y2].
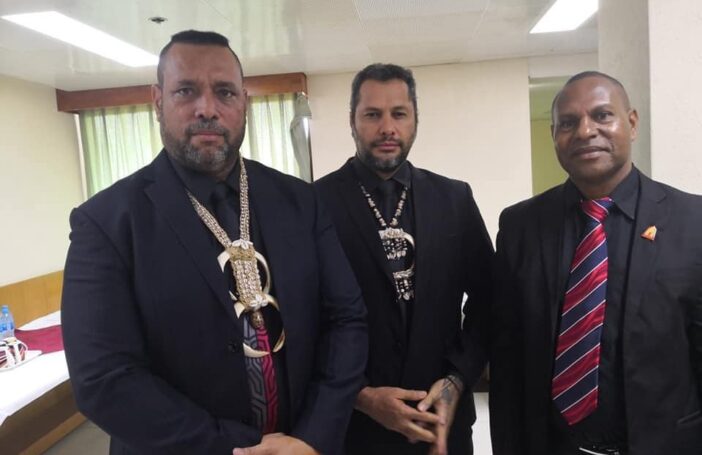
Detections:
[490, 71, 702, 455]
[315, 64, 493, 455]
[61, 30, 367, 455]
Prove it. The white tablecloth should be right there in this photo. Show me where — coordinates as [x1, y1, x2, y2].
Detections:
[0, 311, 68, 426]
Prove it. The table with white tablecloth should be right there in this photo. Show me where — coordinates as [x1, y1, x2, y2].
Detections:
[0, 311, 84, 455]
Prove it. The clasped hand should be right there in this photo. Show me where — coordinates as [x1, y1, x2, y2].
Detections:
[233, 433, 318, 455]
[356, 386, 440, 444]
[357, 377, 463, 455]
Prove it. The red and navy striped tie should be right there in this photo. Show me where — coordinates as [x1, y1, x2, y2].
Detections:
[552, 198, 613, 425]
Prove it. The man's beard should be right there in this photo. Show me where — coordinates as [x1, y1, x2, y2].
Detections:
[353, 129, 414, 174]
[161, 118, 246, 176]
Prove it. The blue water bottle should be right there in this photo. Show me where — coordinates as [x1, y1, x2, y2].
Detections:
[1, 305, 14, 338]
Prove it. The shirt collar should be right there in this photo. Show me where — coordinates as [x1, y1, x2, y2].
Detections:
[609, 166, 639, 220]
[167, 152, 240, 205]
[564, 166, 639, 220]
[351, 157, 412, 192]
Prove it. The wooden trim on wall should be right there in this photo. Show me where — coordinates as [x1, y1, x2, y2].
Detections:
[56, 72, 307, 113]
[56, 85, 152, 113]
[0, 270, 64, 327]
[243, 72, 307, 98]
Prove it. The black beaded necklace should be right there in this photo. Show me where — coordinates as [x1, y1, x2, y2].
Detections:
[358, 182, 416, 301]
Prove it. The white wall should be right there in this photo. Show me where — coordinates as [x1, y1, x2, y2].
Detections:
[599, 0, 651, 176]
[528, 53, 598, 79]
[648, 0, 702, 193]
[0, 75, 83, 286]
[308, 58, 533, 241]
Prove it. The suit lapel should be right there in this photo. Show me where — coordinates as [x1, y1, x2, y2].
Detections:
[335, 162, 394, 283]
[410, 166, 440, 322]
[144, 152, 238, 323]
[625, 174, 669, 318]
[538, 185, 568, 337]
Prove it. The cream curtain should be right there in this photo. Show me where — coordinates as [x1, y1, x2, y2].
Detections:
[79, 104, 160, 196]
[243, 93, 308, 180]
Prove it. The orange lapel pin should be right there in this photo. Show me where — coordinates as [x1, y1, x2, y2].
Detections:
[641, 225, 657, 241]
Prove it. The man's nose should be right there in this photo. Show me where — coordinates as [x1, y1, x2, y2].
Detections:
[194, 92, 218, 120]
[575, 116, 596, 139]
[379, 115, 397, 137]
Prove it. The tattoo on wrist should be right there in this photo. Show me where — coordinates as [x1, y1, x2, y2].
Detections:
[445, 374, 464, 395]
[440, 379, 454, 403]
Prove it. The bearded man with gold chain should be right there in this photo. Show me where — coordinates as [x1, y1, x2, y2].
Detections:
[62, 30, 367, 455]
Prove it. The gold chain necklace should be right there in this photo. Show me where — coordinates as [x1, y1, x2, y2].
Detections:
[188, 157, 285, 358]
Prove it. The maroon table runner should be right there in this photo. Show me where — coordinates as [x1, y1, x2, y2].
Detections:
[14, 325, 64, 353]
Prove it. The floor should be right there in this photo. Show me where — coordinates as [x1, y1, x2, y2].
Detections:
[45, 393, 492, 454]
[44, 419, 109, 454]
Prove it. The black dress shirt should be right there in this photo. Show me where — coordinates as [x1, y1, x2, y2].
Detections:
[551, 166, 640, 449]
[167, 154, 290, 432]
[352, 157, 415, 343]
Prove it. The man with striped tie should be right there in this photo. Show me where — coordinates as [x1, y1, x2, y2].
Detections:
[490, 71, 702, 455]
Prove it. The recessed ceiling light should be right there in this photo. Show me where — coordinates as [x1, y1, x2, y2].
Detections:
[530, 0, 598, 34]
[1, 11, 158, 67]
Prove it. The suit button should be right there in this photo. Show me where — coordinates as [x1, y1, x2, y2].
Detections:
[228, 341, 240, 353]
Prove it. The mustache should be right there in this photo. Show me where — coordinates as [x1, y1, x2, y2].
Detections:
[185, 120, 228, 136]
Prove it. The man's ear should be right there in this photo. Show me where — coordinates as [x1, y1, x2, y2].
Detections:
[628, 108, 639, 142]
[152, 84, 163, 121]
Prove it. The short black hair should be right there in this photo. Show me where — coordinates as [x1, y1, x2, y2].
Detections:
[551, 70, 631, 122]
[157, 30, 243, 85]
[350, 63, 418, 122]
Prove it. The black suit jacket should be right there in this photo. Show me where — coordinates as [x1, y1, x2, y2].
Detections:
[490, 172, 702, 455]
[315, 160, 493, 454]
[61, 151, 368, 455]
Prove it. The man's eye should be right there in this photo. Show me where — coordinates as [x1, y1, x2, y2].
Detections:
[595, 111, 613, 121]
[365, 112, 380, 118]
[558, 120, 575, 130]
[393, 112, 407, 118]
[175, 87, 193, 96]
[218, 89, 235, 98]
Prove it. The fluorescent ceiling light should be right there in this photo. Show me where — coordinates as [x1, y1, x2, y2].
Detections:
[1, 11, 158, 67]
[530, 0, 598, 34]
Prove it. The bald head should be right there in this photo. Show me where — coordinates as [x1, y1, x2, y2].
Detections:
[552, 71, 631, 124]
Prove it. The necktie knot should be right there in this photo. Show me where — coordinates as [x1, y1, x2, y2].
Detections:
[212, 182, 230, 203]
[581, 197, 613, 223]
[378, 179, 396, 197]
[212, 182, 239, 238]
[377, 179, 397, 221]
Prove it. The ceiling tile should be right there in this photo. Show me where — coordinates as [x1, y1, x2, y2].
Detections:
[353, 0, 489, 20]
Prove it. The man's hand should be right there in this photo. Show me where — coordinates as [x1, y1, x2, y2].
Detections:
[417, 375, 464, 455]
[233, 433, 319, 455]
[355, 386, 440, 443]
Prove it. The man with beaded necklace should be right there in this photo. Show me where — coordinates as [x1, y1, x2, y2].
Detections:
[61, 30, 368, 455]
[315, 63, 494, 455]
